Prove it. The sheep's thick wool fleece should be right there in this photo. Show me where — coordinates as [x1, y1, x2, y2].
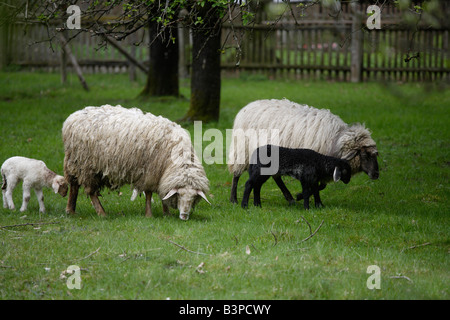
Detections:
[62, 105, 209, 197]
[228, 99, 377, 175]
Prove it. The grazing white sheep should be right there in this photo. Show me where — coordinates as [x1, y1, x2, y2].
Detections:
[228, 99, 379, 203]
[62, 105, 210, 220]
[1, 156, 68, 213]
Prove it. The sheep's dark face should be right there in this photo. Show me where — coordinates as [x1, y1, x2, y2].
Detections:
[360, 147, 379, 180]
[340, 162, 352, 184]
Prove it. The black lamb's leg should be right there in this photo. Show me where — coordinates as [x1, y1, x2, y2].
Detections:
[272, 175, 295, 205]
[296, 182, 327, 201]
[312, 183, 324, 208]
[301, 182, 312, 210]
[230, 174, 240, 204]
[241, 177, 254, 208]
[252, 174, 271, 207]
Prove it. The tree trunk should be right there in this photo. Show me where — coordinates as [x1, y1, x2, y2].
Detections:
[141, 20, 179, 97]
[182, 4, 222, 122]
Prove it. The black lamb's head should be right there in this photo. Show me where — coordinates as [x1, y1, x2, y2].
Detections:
[333, 160, 352, 184]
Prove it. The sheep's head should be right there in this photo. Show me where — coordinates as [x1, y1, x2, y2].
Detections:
[162, 187, 211, 220]
[359, 146, 379, 180]
[52, 176, 68, 197]
[339, 124, 379, 180]
[333, 161, 352, 184]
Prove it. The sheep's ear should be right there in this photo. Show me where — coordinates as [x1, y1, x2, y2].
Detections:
[342, 149, 358, 160]
[51, 181, 59, 194]
[162, 189, 178, 200]
[197, 190, 211, 205]
[333, 167, 341, 182]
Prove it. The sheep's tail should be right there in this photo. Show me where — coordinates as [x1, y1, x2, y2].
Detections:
[1, 172, 6, 191]
[130, 189, 139, 201]
[130, 189, 154, 202]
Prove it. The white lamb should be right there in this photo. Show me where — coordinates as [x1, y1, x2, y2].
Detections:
[1, 156, 68, 213]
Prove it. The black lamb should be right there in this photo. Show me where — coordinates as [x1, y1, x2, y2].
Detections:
[241, 145, 352, 210]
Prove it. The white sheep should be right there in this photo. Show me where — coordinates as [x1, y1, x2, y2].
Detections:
[1, 156, 68, 213]
[228, 99, 379, 203]
[62, 105, 210, 220]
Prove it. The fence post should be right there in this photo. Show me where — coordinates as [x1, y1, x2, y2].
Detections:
[128, 32, 137, 82]
[0, 5, 11, 70]
[350, 2, 363, 82]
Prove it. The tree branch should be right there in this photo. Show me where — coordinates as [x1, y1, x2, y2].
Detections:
[296, 216, 324, 242]
[167, 239, 211, 256]
[0, 221, 60, 229]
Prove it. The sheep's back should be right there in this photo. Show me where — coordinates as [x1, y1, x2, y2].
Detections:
[62, 105, 186, 191]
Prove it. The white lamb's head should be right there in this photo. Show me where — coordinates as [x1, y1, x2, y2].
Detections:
[162, 187, 210, 220]
[52, 175, 68, 197]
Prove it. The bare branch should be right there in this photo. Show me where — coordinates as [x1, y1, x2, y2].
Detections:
[390, 275, 413, 283]
[0, 221, 60, 229]
[296, 216, 324, 242]
[74, 247, 101, 261]
[167, 239, 211, 256]
[401, 242, 431, 253]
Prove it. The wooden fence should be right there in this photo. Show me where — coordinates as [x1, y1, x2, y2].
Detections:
[220, 23, 449, 82]
[1, 2, 449, 82]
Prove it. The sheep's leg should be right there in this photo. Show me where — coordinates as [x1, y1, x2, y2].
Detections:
[163, 203, 171, 216]
[1, 174, 7, 209]
[253, 182, 263, 207]
[4, 176, 18, 210]
[20, 183, 31, 212]
[35, 188, 46, 213]
[249, 175, 270, 207]
[90, 192, 106, 217]
[144, 191, 152, 217]
[303, 193, 311, 210]
[272, 175, 295, 205]
[301, 183, 312, 210]
[66, 180, 79, 214]
[296, 183, 326, 201]
[241, 179, 253, 209]
[2, 189, 6, 209]
[230, 174, 240, 204]
[312, 184, 324, 208]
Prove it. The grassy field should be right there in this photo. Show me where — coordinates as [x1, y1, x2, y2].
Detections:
[0, 72, 448, 300]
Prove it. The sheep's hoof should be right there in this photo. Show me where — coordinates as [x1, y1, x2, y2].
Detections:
[288, 199, 296, 206]
[296, 193, 304, 201]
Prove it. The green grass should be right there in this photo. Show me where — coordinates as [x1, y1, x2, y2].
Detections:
[0, 72, 449, 300]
